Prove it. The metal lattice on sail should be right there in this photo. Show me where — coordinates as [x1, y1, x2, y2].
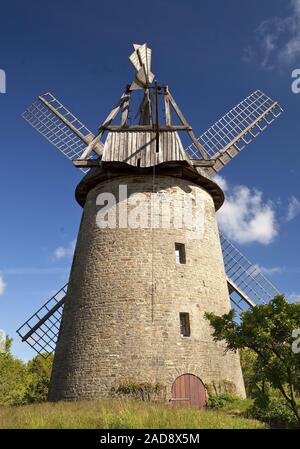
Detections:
[186, 90, 283, 173]
[16, 284, 68, 357]
[221, 233, 281, 308]
[22, 93, 102, 173]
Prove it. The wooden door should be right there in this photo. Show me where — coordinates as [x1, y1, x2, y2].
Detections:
[171, 374, 206, 408]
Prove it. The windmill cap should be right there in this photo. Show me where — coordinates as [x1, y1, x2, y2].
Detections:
[75, 160, 224, 210]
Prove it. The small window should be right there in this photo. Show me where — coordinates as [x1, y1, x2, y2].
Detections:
[180, 313, 190, 337]
[137, 158, 141, 167]
[175, 243, 186, 264]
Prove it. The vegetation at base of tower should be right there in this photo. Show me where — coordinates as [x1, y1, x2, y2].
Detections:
[111, 380, 166, 401]
[0, 398, 267, 429]
[0, 337, 53, 406]
[205, 295, 300, 427]
[205, 379, 237, 397]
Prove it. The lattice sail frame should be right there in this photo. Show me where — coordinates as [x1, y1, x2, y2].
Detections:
[16, 284, 68, 357]
[220, 233, 280, 310]
[185, 90, 283, 174]
[17, 235, 282, 356]
[22, 93, 101, 173]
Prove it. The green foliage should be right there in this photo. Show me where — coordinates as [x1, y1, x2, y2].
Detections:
[24, 354, 54, 403]
[206, 379, 236, 397]
[0, 337, 30, 406]
[247, 393, 298, 427]
[0, 337, 53, 406]
[111, 380, 166, 401]
[207, 393, 239, 410]
[205, 295, 300, 426]
[239, 348, 259, 397]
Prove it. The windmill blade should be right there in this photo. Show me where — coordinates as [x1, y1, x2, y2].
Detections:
[22, 92, 103, 174]
[221, 232, 281, 310]
[129, 43, 155, 90]
[16, 284, 68, 357]
[186, 90, 283, 174]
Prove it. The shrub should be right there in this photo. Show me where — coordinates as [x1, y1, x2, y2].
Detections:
[206, 380, 236, 397]
[247, 395, 298, 427]
[207, 393, 239, 410]
[111, 380, 166, 401]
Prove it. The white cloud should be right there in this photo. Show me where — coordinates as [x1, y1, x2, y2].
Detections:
[287, 292, 300, 303]
[53, 240, 76, 260]
[244, 0, 300, 69]
[286, 196, 300, 222]
[216, 176, 278, 245]
[255, 265, 283, 276]
[0, 275, 6, 296]
[214, 174, 228, 192]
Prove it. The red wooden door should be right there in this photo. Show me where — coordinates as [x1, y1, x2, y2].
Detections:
[171, 374, 206, 408]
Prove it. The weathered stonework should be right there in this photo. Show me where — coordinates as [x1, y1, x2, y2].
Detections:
[48, 172, 246, 401]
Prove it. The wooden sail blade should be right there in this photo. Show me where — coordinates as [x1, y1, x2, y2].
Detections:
[16, 284, 68, 357]
[221, 233, 281, 309]
[186, 90, 283, 174]
[22, 92, 102, 173]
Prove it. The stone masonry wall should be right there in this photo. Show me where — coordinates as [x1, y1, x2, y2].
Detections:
[48, 175, 246, 401]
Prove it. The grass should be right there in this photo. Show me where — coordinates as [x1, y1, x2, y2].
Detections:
[0, 399, 267, 429]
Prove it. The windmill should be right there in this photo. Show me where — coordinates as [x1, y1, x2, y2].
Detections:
[17, 44, 283, 404]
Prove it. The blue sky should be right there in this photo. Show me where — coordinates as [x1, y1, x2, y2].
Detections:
[0, 0, 300, 360]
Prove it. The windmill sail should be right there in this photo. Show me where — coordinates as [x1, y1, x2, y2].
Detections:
[221, 233, 281, 310]
[186, 90, 283, 175]
[16, 284, 68, 357]
[22, 92, 103, 173]
[17, 235, 281, 356]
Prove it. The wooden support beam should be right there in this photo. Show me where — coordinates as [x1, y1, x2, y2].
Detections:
[190, 160, 215, 167]
[103, 125, 192, 132]
[167, 90, 208, 160]
[164, 86, 171, 126]
[227, 277, 256, 308]
[73, 159, 101, 168]
[121, 89, 131, 127]
[79, 90, 128, 160]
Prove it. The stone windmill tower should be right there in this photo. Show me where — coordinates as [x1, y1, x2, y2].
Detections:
[18, 44, 283, 406]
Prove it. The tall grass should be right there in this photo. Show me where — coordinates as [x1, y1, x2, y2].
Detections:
[0, 399, 267, 429]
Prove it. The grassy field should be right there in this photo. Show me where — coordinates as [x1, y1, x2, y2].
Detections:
[0, 399, 267, 429]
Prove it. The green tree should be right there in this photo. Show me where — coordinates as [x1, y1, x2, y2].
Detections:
[205, 295, 300, 425]
[0, 337, 29, 405]
[24, 354, 54, 403]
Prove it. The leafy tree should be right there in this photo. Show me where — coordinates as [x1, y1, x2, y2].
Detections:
[24, 354, 54, 403]
[239, 348, 260, 396]
[0, 337, 29, 405]
[205, 295, 300, 425]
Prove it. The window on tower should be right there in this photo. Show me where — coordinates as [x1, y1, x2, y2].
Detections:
[179, 312, 191, 337]
[175, 243, 186, 264]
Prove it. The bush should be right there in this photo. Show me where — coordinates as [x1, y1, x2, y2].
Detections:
[247, 395, 298, 427]
[111, 380, 166, 401]
[206, 380, 237, 397]
[24, 354, 54, 403]
[207, 393, 239, 410]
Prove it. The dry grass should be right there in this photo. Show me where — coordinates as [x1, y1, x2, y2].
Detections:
[0, 399, 267, 429]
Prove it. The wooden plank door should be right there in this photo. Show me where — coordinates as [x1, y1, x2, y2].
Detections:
[171, 374, 206, 408]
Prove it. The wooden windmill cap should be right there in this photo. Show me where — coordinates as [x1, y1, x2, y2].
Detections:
[75, 160, 224, 211]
